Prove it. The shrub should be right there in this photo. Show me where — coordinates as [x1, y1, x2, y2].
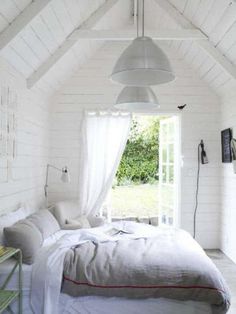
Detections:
[116, 117, 160, 185]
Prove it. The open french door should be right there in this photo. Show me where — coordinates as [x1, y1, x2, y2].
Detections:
[159, 116, 180, 226]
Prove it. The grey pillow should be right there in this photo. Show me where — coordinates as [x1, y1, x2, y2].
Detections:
[4, 220, 43, 264]
[27, 209, 60, 240]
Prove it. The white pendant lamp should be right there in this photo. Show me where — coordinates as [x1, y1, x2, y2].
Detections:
[110, 0, 175, 86]
[115, 86, 160, 111]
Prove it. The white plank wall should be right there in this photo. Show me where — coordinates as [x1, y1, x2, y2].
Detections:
[50, 41, 221, 249]
[220, 92, 236, 263]
[0, 57, 50, 215]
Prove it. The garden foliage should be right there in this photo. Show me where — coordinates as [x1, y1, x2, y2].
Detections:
[116, 117, 160, 185]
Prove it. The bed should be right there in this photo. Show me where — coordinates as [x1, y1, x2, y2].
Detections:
[0, 203, 231, 314]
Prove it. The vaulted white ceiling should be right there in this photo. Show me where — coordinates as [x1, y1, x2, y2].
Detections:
[0, 0, 235, 99]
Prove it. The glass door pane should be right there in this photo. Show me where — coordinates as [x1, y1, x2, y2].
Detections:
[159, 116, 179, 226]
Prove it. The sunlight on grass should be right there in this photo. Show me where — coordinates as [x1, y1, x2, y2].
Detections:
[111, 184, 159, 218]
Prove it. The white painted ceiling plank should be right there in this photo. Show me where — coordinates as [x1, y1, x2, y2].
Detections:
[209, 2, 236, 45]
[192, 0, 215, 27]
[197, 57, 215, 78]
[154, 0, 236, 81]
[69, 29, 207, 41]
[200, 0, 230, 35]
[0, 1, 20, 23]
[40, 6, 65, 45]
[178, 40, 192, 55]
[1, 45, 33, 77]
[168, 0, 188, 13]
[0, 14, 9, 33]
[201, 64, 222, 82]
[226, 43, 236, 64]
[0, 0, 52, 51]
[210, 72, 231, 89]
[154, 0, 193, 28]
[198, 40, 236, 81]
[21, 26, 50, 62]
[182, 0, 201, 22]
[217, 22, 236, 52]
[31, 16, 58, 54]
[50, 0, 74, 35]
[11, 0, 32, 12]
[27, 0, 119, 88]
[10, 36, 41, 71]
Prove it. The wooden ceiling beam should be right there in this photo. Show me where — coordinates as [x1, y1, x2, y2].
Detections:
[69, 29, 207, 41]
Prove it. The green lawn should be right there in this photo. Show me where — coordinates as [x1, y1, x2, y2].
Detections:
[110, 184, 159, 218]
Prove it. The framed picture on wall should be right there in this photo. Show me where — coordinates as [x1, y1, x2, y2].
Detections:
[221, 128, 232, 163]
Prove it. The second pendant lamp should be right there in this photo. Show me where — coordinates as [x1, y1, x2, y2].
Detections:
[110, 0, 175, 86]
[115, 86, 160, 110]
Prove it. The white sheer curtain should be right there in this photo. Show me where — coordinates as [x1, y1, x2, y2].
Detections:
[78, 111, 131, 217]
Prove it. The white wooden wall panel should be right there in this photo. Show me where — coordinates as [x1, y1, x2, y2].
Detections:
[220, 93, 236, 263]
[49, 41, 220, 249]
[0, 56, 50, 215]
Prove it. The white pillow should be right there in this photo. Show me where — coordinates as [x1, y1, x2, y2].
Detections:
[0, 207, 27, 245]
[66, 215, 91, 229]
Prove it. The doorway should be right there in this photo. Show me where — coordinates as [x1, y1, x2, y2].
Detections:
[106, 114, 180, 227]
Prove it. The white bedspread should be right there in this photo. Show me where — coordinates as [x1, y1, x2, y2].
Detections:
[30, 222, 229, 314]
[32, 222, 160, 314]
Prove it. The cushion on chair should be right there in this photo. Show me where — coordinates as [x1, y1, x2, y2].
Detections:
[52, 200, 80, 227]
[66, 216, 91, 229]
[52, 200, 106, 229]
[88, 216, 106, 227]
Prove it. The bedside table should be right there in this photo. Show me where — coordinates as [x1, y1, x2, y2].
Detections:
[0, 246, 22, 314]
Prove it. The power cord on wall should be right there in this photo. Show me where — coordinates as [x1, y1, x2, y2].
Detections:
[193, 140, 208, 239]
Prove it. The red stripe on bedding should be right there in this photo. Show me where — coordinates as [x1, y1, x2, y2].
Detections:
[63, 276, 225, 293]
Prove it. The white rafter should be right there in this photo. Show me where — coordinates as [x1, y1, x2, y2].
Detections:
[27, 0, 119, 89]
[0, 0, 52, 51]
[69, 29, 207, 41]
[154, 0, 236, 81]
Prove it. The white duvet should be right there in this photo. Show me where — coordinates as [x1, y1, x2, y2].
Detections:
[31, 222, 230, 314]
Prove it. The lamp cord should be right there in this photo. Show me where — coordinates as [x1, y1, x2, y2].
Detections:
[193, 144, 201, 239]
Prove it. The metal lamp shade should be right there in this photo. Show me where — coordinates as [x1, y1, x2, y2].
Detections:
[115, 86, 160, 111]
[111, 37, 175, 86]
